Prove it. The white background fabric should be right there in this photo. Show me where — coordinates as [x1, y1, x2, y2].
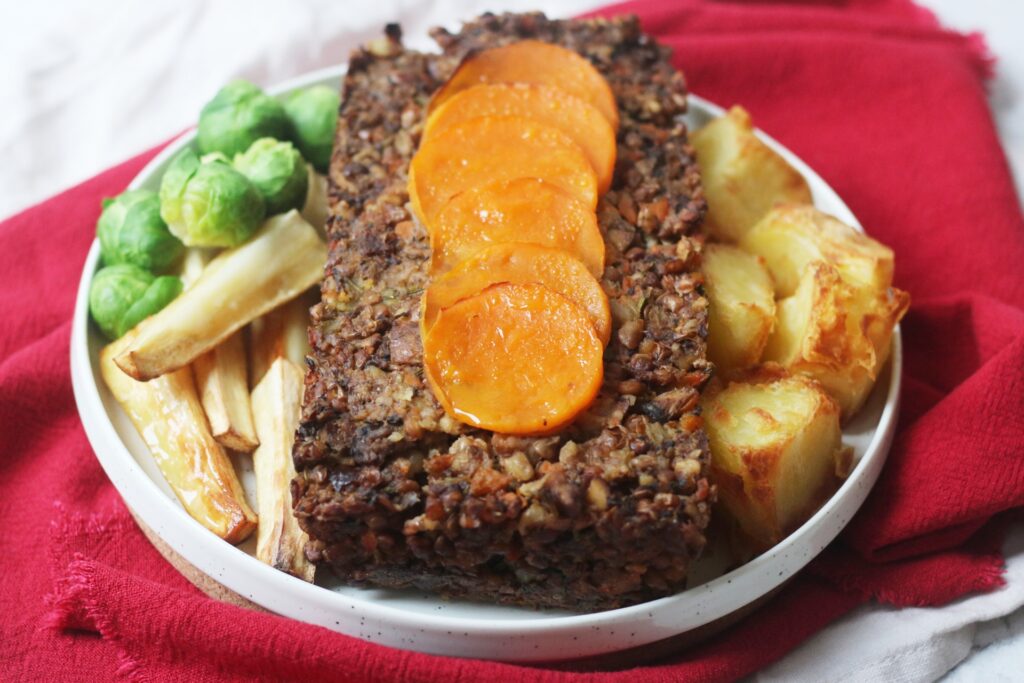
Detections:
[3, 1, 1022, 680]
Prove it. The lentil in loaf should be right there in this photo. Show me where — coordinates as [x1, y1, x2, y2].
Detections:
[293, 13, 713, 611]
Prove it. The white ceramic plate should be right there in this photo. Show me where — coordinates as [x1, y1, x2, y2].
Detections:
[70, 63, 901, 663]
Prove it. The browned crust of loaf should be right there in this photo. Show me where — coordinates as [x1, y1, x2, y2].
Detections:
[293, 13, 713, 611]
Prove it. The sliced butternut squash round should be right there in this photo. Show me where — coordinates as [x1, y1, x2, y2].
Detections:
[429, 40, 619, 130]
[421, 243, 611, 344]
[430, 178, 605, 277]
[425, 83, 616, 193]
[408, 116, 597, 231]
[423, 282, 604, 435]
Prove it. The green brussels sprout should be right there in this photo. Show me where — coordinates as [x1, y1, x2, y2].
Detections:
[197, 80, 292, 157]
[97, 189, 184, 272]
[233, 138, 309, 215]
[200, 151, 230, 165]
[159, 148, 265, 248]
[283, 85, 339, 172]
[89, 264, 182, 339]
[118, 275, 183, 337]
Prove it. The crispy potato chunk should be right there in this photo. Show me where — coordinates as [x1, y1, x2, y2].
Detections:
[763, 261, 909, 419]
[740, 204, 896, 297]
[691, 106, 812, 242]
[703, 244, 775, 375]
[702, 367, 846, 549]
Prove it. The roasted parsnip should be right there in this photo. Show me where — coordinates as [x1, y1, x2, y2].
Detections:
[301, 165, 329, 236]
[100, 333, 257, 543]
[115, 210, 326, 381]
[251, 356, 314, 580]
[194, 331, 259, 452]
[178, 247, 214, 289]
[248, 289, 315, 388]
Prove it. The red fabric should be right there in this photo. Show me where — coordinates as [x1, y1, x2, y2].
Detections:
[2, 0, 1022, 680]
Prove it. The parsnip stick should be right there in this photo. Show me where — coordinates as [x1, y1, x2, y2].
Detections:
[178, 247, 215, 289]
[101, 333, 257, 543]
[194, 331, 259, 452]
[301, 165, 328, 237]
[247, 313, 284, 390]
[251, 357, 315, 580]
[248, 289, 315, 388]
[282, 289, 315, 367]
[115, 210, 327, 381]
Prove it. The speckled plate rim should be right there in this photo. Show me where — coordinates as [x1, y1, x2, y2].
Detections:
[70, 63, 901, 662]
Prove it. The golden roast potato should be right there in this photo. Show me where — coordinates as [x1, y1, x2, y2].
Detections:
[740, 204, 896, 297]
[701, 367, 848, 549]
[763, 261, 909, 419]
[691, 106, 812, 243]
[703, 243, 775, 375]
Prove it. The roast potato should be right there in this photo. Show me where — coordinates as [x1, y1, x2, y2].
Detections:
[740, 204, 896, 297]
[701, 366, 848, 549]
[703, 243, 776, 375]
[691, 106, 812, 243]
[763, 261, 909, 419]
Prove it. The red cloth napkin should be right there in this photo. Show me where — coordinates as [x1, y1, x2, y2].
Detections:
[2, 0, 1022, 680]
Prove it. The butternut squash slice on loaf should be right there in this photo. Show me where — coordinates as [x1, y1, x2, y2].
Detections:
[422, 282, 604, 435]
[428, 40, 619, 128]
[408, 116, 598, 230]
[425, 83, 616, 193]
[421, 243, 611, 344]
[430, 178, 605, 276]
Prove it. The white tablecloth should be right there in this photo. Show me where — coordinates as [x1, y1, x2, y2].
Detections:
[4, 1, 1022, 680]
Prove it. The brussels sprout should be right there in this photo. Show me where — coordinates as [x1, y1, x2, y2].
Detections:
[197, 80, 292, 157]
[97, 190, 184, 272]
[233, 138, 308, 215]
[283, 85, 339, 172]
[119, 275, 183, 337]
[159, 148, 265, 248]
[89, 264, 182, 339]
[200, 151, 231, 165]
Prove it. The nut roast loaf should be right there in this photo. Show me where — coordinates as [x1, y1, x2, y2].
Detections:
[292, 12, 713, 611]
